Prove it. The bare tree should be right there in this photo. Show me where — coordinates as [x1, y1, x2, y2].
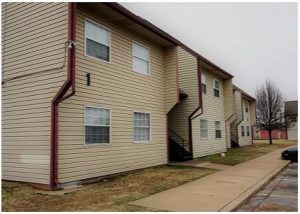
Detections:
[256, 80, 284, 144]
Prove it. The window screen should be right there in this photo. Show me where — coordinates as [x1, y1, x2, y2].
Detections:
[201, 74, 206, 94]
[200, 119, 208, 140]
[85, 20, 110, 61]
[134, 112, 150, 142]
[132, 42, 150, 75]
[85, 107, 110, 144]
[215, 121, 222, 139]
[214, 80, 220, 97]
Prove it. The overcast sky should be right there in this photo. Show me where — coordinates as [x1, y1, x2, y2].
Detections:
[121, 2, 298, 101]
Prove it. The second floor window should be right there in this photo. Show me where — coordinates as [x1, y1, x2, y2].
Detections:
[201, 74, 206, 94]
[132, 42, 150, 75]
[85, 19, 111, 62]
[245, 103, 249, 112]
[213, 80, 220, 97]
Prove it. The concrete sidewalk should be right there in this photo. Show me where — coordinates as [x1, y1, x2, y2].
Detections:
[130, 147, 292, 212]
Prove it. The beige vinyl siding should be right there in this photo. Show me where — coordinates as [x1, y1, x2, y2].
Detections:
[223, 79, 234, 120]
[249, 101, 256, 126]
[230, 90, 242, 137]
[237, 99, 252, 146]
[2, 2, 68, 184]
[223, 78, 235, 147]
[57, 7, 169, 183]
[168, 47, 198, 141]
[192, 69, 227, 157]
[164, 46, 178, 113]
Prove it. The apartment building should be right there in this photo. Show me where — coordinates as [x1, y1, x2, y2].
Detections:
[285, 101, 298, 140]
[230, 85, 256, 147]
[2, 2, 234, 189]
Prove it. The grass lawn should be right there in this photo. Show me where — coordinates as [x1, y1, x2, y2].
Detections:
[197, 140, 297, 165]
[2, 165, 216, 212]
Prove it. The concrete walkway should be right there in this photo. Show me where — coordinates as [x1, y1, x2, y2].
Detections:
[130, 147, 292, 212]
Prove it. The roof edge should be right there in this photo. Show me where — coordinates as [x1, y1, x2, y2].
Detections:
[103, 2, 233, 79]
[233, 84, 256, 101]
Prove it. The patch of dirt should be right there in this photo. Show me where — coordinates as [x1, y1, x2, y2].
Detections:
[2, 165, 216, 212]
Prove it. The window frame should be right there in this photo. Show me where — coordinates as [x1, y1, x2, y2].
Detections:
[241, 126, 245, 137]
[83, 105, 112, 146]
[200, 119, 208, 140]
[132, 40, 151, 76]
[245, 102, 249, 113]
[84, 18, 112, 63]
[215, 121, 222, 139]
[213, 79, 220, 97]
[133, 111, 151, 143]
[247, 126, 250, 136]
[201, 74, 206, 94]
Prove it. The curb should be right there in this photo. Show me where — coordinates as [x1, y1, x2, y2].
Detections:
[219, 160, 290, 212]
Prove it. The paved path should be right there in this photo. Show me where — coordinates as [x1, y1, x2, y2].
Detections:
[236, 162, 298, 212]
[130, 147, 292, 211]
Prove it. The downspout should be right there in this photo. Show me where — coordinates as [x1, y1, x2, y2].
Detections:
[188, 58, 203, 157]
[50, 2, 76, 190]
[250, 101, 256, 144]
[225, 113, 235, 148]
[235, 97, 244, 146]
[166, 46, 180, 163]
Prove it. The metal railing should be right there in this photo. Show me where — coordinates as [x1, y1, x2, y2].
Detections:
[168, 129, 190, 153]
[231, 133, 238, 144]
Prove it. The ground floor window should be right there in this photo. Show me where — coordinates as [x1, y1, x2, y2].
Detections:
[247, 126, 250, 136]
[215, 121, 222, 139]
[241, 126, 245, 137]
[200, 119, 208, 140]
[84, 106, 111, 144]
[134, 112, 150, 142]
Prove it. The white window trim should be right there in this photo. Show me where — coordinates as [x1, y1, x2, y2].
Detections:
[244, 101, 249, 112]
[246, 126, 250, 136]
[213, 79, 220, 97]
[201, 74, 207, 95]
[200, 119, 209, 141]
[84, 18, 112, 63]
[132, 40, 151, 76]
[133, 110, 151, 143]
[241, 125, 245, 137]
[215, 121, 222, 139]
[83, 105, 112, 146]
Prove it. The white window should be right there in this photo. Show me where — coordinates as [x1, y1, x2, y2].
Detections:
[213, 80, 220, 97]
[134, 112, 150, 142]
[85, 19, 110, 62]
[84, 107, 110, 144]
[200, 119, 208, 140]
[132, 42, 150, 75]
[247, 126, 250, 136]
[201, 74, 206, 94]
[241, 126, 245, 137]
[245, 103, 249, 113]
[215, 121, 222, 139]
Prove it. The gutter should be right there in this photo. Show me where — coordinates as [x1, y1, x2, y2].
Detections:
[50, 2, 76, 189]
[103, 2, 233, 79]
[235, 96, 244, 146]
[188, 58, 203, 156]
